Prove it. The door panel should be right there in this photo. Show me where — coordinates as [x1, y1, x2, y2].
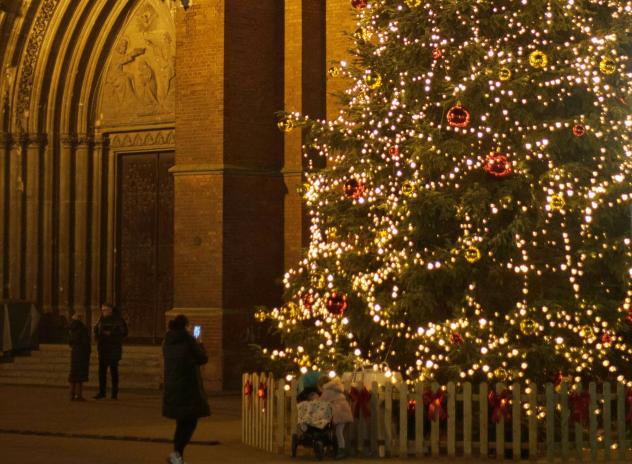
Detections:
[117, 151, 174, 341]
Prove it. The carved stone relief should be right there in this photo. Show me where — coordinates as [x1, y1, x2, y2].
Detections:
[100, 0, 175, 127]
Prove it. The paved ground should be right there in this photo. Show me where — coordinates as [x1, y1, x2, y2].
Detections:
[1, 384, 463, 464]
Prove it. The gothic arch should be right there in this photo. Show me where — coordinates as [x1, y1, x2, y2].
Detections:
[0, 0, 177, 331]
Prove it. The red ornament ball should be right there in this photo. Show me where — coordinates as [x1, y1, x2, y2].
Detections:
[301, 292, 315, 311]
[601, 332, 613, 344]
[572, 124, 586, 137]
[389, 146, 399, 157]
[450, 332, 463, 345]
[626, 313, 632, 325]
[432, 48, 443, 60]
[344, 178, 365, 199]
[326, 292, 348, 316]
[351, 0, 368, 8]
[446, 104, 471, 128]
[257, 382, 267, 399]
[484, 153, 512, 178]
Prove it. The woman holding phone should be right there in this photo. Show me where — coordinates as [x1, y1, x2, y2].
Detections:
[163, 315, 210, 464]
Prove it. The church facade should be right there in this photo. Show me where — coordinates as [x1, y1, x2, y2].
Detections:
[0, 0, 356, 390]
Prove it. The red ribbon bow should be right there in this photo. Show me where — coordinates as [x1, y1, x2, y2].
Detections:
[349, 386, 371, 419]
[488, 390, 512, 423]
[626, 388, 632, 423]
[423, 389, 447, 421]
[569, 391, 590, 424]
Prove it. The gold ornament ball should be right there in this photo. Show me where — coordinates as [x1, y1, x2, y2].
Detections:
[464, 245, 481, 263]
[254, 308, 267, 322]
[599, 57, 616, 75]
[277, 118, 294, 132]
[493, 367, 509, 381]
[529, 50, 548, 69]
[378, 230, 389, 240]
[405, 0, 421, 7]
[520, 319, 539, 336]
[402, 181, 415, 197]
[499, 67, 512, 81]
[326, 227, 338, 239]
[328, 66, 341, 78]
[283, 302, 299, 319]
[365, 72, 382, 89]
[314, 275, 326, 289]
[580, 325, 595, 339]
[549, 194, 565, 211]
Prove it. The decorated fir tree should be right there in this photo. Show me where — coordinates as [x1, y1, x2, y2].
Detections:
[261, 0, 632, 385]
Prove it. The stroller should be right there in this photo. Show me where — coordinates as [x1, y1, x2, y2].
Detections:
[291, 397, 338, 460]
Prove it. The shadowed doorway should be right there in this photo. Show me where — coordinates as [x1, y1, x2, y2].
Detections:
[116, 151, 174, 343]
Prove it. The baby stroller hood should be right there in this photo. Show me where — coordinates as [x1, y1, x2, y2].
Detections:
[297, 400, 333, 429]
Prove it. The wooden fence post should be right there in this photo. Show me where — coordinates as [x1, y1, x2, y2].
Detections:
[480, 382, 489, 458]
[496, 383, 505, 461]
[399, 382, 408, 457]
[275, 378, 285, 454]
[527, 384, 537, 459]
[616, 382, 626, 461]
[431, 382, 440, 456]
[545, 383, 554, 461]
[370, 381, 379, 457]
[573, 383, 583, 461]
[463, 382, 473, 458]
[447, 382, 456, 457]
[512, 383, 521, 460]
[415, 382, 424, 458]
[603, 382, 612, 461]
[589, 382, 597, 462]
[385, 382, 393, 457]
[560, 382, 569, 460]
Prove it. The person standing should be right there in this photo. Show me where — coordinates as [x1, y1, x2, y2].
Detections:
[163, 315, 210, 464]
[68, 312, 91, 401]
[93, 304, 128, 400]
[319, 376, 354, 459]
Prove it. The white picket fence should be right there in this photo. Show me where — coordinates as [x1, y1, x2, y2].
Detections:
[242, 372, 632, 460]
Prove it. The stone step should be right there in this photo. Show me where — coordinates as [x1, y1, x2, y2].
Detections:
[0, 344, 163, 390]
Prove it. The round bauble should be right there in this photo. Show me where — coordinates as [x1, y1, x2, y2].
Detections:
[529, 50, 548, 69]
[326, 292, 348, 316]
[343, 178, 365, 199]
[483, 153, 512, 178]
[446, 104, 471, 128]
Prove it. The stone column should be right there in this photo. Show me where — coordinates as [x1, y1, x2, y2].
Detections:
[72, 134, 91, 319]
[0, 133, 8, 298]
[90, 134, 107, 329]
[24, 133, 46, 304]
[8, 134, 23, 299]
[59, 134, 75, 317]
[41, 134, 54, 313]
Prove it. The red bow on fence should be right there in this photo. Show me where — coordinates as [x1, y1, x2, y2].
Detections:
[488, 390, 512, 424]
[349, 386, 371, 419]
[423, 389, 447, 421]
[626, 388, 632, 423]
[568, 391, 590, 424]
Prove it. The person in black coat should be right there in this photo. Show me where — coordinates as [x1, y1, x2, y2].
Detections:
[163, 315, 210, 464]
[68, 312, 91, 401]
[93, 304, 128, 399]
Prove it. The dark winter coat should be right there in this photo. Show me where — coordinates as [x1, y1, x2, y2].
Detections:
[68, 319, 91, 382]
[162, 328, 210, 420]
[94, 314, 128, 362]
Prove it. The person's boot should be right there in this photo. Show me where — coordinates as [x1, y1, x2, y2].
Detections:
[75, 383, 85, 401]
[93, 392, 106, 400]
[69, 383, 76, 401]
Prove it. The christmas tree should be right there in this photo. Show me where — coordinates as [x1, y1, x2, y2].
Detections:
[262, 0, 632, 385]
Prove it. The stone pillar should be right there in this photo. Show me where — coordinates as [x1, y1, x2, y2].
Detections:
[24, 133, 45, 304]
[8, 134, 23, 299]
[90, 134, 107, 329]
[72, 134, 91, 319]
[41, 134, 54, 313]
[59, 134, 75, 317]
[0, 133, 8, 298]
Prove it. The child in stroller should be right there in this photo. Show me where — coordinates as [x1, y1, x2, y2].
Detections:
[291, 389, 338, 460]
